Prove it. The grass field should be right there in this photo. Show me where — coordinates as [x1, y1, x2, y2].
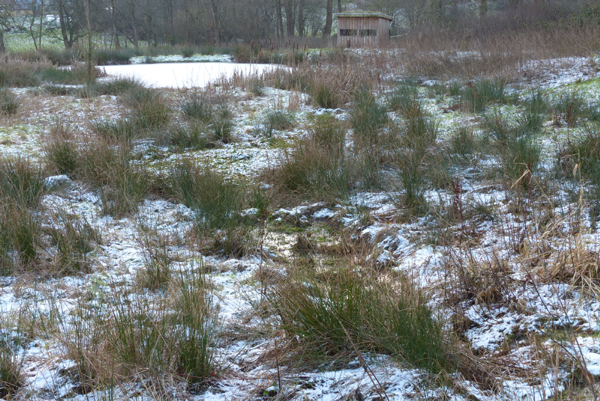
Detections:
[1, 24, 600, 399]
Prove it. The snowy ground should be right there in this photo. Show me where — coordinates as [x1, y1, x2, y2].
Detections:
[2, 52, 600, 400]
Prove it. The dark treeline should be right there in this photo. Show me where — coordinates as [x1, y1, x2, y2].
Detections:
[0, 0, 598, 52]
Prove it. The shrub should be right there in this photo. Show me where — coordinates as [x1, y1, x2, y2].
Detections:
[0, 89, 18, 116]
[38, 66, 90, 85]
[42, 48, 80, 65]
[267, 266, 451, 373]
[44, 85, 75, 96]
[0, 57, 46, 87]
[181, 46, 196, 58]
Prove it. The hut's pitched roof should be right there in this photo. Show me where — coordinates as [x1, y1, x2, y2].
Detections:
[334, 12, 393, 21]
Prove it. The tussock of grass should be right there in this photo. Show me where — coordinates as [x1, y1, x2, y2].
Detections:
[0, 158, 101, 274]
[485, 112, 541, 187]
[123, 86, 172, 131]
[77, 140, 150, 216]
[181, 95, 233, 143]
[559, 124, 600, 190]
[387, 79, 419, 114]
[351, 88, 388, 150]
[0, 89, 18, 115]
[168, 160, 257, 256]
[351, 88, 389, 189]
[450, 127, 477, 158]
[49, 213, 101, 276]
[182, 95, 214, 122]
[163, 123, 211, 151]
[94, 77, 145, 96]
[43, 121, 79, 177]
[66, 266, 217, 390]
[265, 110, 294, 131]
[0, 157, 45, 209]
[444, 251, 512, 307]
[460, 79, 509, 113]
[92, 118, 137, 145]
[263, 62, 378, 109]
[0, 200, 41, 271]
[394, 101, 438, 214]
[268, 115, 351, 202]
[137, 228, 173, 291]
[552, 91, 588, 127]
[267, 266, 451, 374]
[0, 332, 24, 398]
[94, 48, 138, 65]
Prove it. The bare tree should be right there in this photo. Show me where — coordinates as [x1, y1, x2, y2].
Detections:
[110, 0, 120, 49]
[324, 0, 332, 36]
[284, 0, 294, 36]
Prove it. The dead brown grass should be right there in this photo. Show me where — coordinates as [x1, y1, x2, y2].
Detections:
[397, 25, 600, 80]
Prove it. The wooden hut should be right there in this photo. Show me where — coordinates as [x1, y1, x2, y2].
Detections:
[334, 12, 393, 48]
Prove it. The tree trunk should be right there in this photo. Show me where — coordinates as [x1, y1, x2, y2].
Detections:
[297, 0, 305, 37]
[209, 0, 220, 45]
[129, 1, 138, 49]
[284, 0, 294, 37]
[85, 0, 93, 86]
[479, 0, 487, 17]
[324, 0, 333, 36]
[111, 0, 120, 50]
[184, 0, 190, 44]
[276, 0, 284, 38]
[0, 31, 5, 53]
[38, 0, 44, 50]
[57, 0, 71, 49]
[167, 0, 174, 45]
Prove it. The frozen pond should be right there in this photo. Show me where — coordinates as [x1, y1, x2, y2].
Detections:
[100, 62, 282, 89]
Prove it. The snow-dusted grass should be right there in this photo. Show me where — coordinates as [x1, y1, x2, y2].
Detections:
[2, 50, 600, 400]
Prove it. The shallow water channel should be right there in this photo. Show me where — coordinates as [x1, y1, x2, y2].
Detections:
[101, 62, 281, 89]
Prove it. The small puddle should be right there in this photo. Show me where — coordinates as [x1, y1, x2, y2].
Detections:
[100, 62, 283, 89]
